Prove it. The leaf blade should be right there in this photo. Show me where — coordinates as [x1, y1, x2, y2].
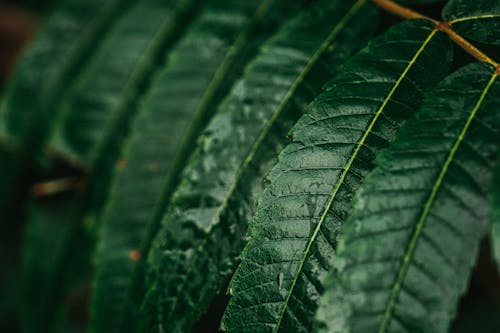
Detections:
[0, 0, 131, 152]
[19, 193, 93, 332]
[47, 0, 197, 167]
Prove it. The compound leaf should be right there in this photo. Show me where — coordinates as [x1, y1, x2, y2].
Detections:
[222, 19, 453, 333]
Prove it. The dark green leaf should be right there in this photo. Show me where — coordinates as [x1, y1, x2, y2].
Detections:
[15, 3, 200, 332]
[443, 0, 500, 45]
[19, 193, 93, 333]
[46, 0, 197, 168]
[0, 0, 131, 153]
[222, 20, 453, 333]
[142, 0, 378, 331]
[89, 0, 302, 331]
[316, 62, 500, 333]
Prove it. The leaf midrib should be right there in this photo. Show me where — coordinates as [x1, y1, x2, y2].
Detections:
[273, 28, 439, 333]
[378, 70, 498, 333]
[449, 14, 500, 24]
[162, 0, 369, 324]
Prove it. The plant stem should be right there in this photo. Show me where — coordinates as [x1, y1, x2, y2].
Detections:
[436, 22, 499, 68]
[372, 0, 437, 23]
[372, 0, 499, 68]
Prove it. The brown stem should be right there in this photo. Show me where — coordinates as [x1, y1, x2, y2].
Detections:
[372, 0, 499, 69]
[372, 0, 437, 23]
[436, 22, 498, 68]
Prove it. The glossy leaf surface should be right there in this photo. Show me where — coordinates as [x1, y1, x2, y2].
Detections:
[316, 63, 500, 333]
[443, 0, 500, 45]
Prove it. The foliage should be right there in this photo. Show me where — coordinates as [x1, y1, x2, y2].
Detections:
[0, 0, 499, 332]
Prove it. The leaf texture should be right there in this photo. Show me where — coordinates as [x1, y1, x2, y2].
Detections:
[47, 0, 196, 168]
[443, 0, 500, 45]
[0, 0, 131, 152]
[141, 0, 378, 331]
[89, 0, 302, 331]
[222, 20, 453, 333]
[19, 193, 93, 333]
[316, 62, 500, 333]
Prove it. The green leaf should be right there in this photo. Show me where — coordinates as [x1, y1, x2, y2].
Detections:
[19, 193, 94, 333]
[14, 2, 198, 331]
[142, 0, 378, 331]
[46, 0, 197, 168]
[491, 162, 500, 270]
[0, 0, 131, 153]
[89, 0, 302, 331]
[443, 0, 500, 45]
[222, 20, 453, 333]
[316, 62, 500, 333]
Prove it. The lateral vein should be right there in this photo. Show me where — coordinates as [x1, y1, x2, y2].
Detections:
[449, 14, 500, 24]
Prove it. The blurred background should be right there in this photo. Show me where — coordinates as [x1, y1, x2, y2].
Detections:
[0, 0, 499, 332]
